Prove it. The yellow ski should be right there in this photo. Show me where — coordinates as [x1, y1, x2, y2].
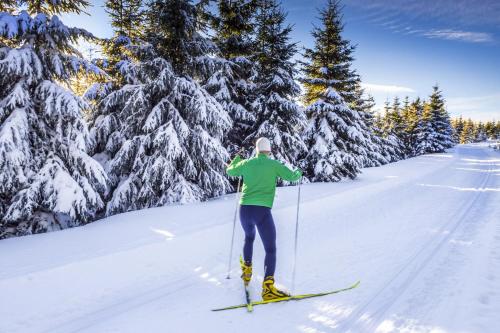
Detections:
[212, 281, 360, 312]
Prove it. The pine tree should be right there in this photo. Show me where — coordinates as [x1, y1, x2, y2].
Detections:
[400, 96, 411, 153]
[474, 122, 487, 142]
[212, 0, 256, 59]
[101, 0, 145, 79]
[95, 59, 232, 215]
[389, 97, 405, 136]
[453, 118, 490, 143]
[302, 0, 359, 106]
[89, 0, 233, 215]
[354, 90, 390, 166]
[484, 121, 495, 139]
[484, 120, 500, 140]
[369, 110, 399, 162]
[0, 1, 107, 238]
[106, 0, 143, 39]
[431, 85, 454, 148]
[300, 0, 388, 167]
[427, 85, 454, 151]
[145, 0, 214, 76]
[301, 0, 379, 179]
[452, 116, 465, 143]
[303, 88, 363, 181]
[402, 97, 424, 156]
[381, 100, 405, 160]
[417, 101, 433, 153]
[244, 0, 306, 164]
[416, 86, 454, 153]
[460, 119, 475, 143]
[373, 112, 384, 137]
[204, 0, 257, 153]
[388, 96, 407, 156]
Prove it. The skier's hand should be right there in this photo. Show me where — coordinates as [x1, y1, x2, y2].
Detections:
[225, 148, 245, 167]
[230, 147, 244, 161]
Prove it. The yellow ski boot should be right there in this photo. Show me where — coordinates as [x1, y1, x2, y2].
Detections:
[240, 257, 252, 286]
[262, 276, 290, 300]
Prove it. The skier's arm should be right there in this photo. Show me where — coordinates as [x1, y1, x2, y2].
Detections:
[275, 161, 302, 182]
[226, 155, 247, 177]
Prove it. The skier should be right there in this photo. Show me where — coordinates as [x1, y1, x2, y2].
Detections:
[226, 137, 302, 300]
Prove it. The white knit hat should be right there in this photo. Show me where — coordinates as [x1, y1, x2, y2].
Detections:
[256, 137, 271, 153]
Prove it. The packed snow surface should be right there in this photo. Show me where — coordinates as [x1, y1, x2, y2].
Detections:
[1, 144, 499, 333]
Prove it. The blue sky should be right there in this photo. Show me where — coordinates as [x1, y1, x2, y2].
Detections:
[62, 0, 500, 121]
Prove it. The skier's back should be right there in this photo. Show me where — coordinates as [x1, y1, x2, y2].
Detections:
[226, 138, 302, 300]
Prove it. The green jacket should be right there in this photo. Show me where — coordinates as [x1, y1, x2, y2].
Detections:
[226, 153, 302, 208]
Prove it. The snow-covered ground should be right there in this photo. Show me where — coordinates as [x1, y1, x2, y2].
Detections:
[1, 144, 499, 333]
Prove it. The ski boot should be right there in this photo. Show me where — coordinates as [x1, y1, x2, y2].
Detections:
[240, 257, 252, 286]
[262, 276, 290, 300]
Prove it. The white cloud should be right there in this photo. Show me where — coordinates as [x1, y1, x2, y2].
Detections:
[422, 29, 494, 43]
[361, 83, 416, 93]
[447, 93, 500, 121]
[346, 1, 497, 43]
[346, 0, 500, 27]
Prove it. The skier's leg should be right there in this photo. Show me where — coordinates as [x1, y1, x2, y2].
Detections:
[239, 205, 256, 264]
[256, 208, 289, 300]
[255, 207, 276, 278]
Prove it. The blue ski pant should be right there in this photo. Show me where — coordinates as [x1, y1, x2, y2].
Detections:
[239, 205, 276, 278]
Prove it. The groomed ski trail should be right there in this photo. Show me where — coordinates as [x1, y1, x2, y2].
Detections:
[336, 145, 497, 332]
[0, 144, 499, 333]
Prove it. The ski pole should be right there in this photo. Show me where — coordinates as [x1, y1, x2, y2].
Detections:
[291, 180, 302, 293]
[226, 177, 242, 279]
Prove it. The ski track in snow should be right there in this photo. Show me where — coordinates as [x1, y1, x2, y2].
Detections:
[0, 144, 499, 333]
[338, 146, 496, 332]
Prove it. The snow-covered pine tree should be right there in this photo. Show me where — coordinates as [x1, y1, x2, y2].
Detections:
[386, 97, 406, 146]
[474, 122, 487, 142]
[484, 120, 499, 140]
[452, 116, 464, 143]
[101, 0, 145, 80]
[352, 87, 389, 167]
[380, 100, 405, 160]
[204, 0, 257, 153]
[417, 101, 434, 153]
[302, 0, 384, 173]
[429, 85, 454, 149]
[373, 112, 384, 137]
[403, 97, 425, 156]
[244, 0, 306, 164]
[0, 1, 107, 238]
[460, 118, 475, 144]
[356, 93, 377, 130]
[89, 0, 232, 215]
[396, 96, 413, 156]
[302, 87, 365, 181]
[95, 59, 232, 215]
[86, 0, 151, 193]
[417, 85, 454, 153]
[491, 121, 500, 140]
